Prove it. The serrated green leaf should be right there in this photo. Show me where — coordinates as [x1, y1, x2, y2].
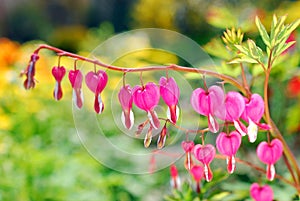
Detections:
[247, 39, 259, 59]
[234, 45, 248, 55]
[228, 56, 258, 64]
[276, 41, 296, 56]
[285, 19, 300, 37]
[270, 15, 277, 44]
[255, 16, 270, 47]
[274, 16, 287, 38]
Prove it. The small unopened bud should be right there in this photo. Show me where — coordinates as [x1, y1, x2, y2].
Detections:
[144, 126, 153, 148]
[157, 123, 167, 149]
[170, 165, 180, 189]
[135, 121, 147, 136]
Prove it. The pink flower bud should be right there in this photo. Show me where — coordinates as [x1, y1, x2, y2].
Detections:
[133, 82, 160, 129]
[159, 76, 180, 123]
[69, 69, 83, 109]
[52, 66, 66, 101]
[191, 85, 225, 133]
[257, 139, 283, 181]
[250, 183, 274, 201]
[85, 70, 108, 114]
[170, 165, 180, 189]
[193, 144, 216, 182]
[118, 85, 134, 130]
[190, 165, 204, 193]
[216, 131, 242, 173]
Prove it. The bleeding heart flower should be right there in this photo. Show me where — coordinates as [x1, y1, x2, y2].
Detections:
[85, 70, 108, 114]
[250, 183, 274, 201]
[69, 69, 84, 109]
[193, 144, 216, 182]
[181, 141, 195, 170]
[190, 165, 204, 193]
[191, 85, 225, 133]
[159, 76, 180, 123]
[132, 82, 160, 129]
[118, 85, 134, 130]
[242, 93, 265, 143]
[225, 91, 247, 136]
[216, 131, 242, 173]
[23, 53, 39, 90]
[257, 139, 283, 181]
[170, 165, 180, 189]
[52, 66, 66, 101]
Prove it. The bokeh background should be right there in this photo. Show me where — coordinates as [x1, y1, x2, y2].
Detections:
[0, 0, 300, 200]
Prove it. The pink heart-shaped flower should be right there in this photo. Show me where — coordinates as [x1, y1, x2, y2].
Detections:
[193, 144, 216, 164]
[250, 183, 273, 201]
[257, 139, 283, 181]
[69, 69, 83, 89]
[216, 131, 241, 156]
[181, 141, 195, 152]
[132, 82, 160, 111]
[193, 144, 216, 182]
[257, 139, 283, 165]
[225, 91, 245, 121]
[85, 70, 108, 94]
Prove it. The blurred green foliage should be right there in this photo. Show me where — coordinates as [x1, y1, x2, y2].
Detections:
[0, 0, 300, 200]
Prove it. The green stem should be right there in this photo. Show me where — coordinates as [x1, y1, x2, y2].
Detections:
[263, 49, 300, 192]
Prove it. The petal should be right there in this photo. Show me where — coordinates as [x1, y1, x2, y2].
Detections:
[247, 118, 258, 143]
[121, 109, 134, 130]
[233, 120, 247, 136]
[226, 155, 236, 174]
[193, 144, 216, 164]
[225, 91, 245, 121]
[53, 81, 63, 101]
[72, 88, 84, 109]
[167, 105, 179, 124]
[208, 85, 226, 120]
[208, 113, 219, 133]
[242, 93, 264, 122]
[159, 76, 180, 106]
[94, 94, 104, 114]
[190, 88, 208, 115]
[118, 85, 133, 111]
[204, 164, 213, 182]
[148, 110, 160, 129]
[266, 164, 276, 181]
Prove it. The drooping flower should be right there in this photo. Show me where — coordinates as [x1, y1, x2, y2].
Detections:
[118, 85, 134, 130]
[193, 144, 216, 182]
[23, 53, 39, 90]
[181, 141, 195, 170]
[241, 93, 265, 143]
[216, 131, 242, 173]
[250, 183, 274, 201]
[257, 139, 283, 181]
[159, 76, 180, 123]
[224, 91, 247, 136]
[132, 82, 160, 129]
[52, 66, 66, 101]
[68, 69, 84, 109]
[191, 85, 225, 133]
[170, 165, 181, 189]
[190, 165, 204, 193]
[85, 70, 108, 114]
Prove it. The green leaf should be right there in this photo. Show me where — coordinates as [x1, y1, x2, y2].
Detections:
[285, 19, 300, 37]
[247, 39, 259, 59]
[234, 45, 248, 55]
[255, 16, 270, 47]
[270, 15, 277, 44]
[276, 41, 296, 56]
